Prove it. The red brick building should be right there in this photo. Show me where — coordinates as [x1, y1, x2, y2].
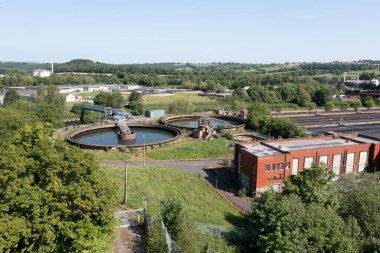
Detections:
[234, 133, 380, 193]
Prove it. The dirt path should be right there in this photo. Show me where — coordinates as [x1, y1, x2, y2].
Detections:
[112, 226, 144, 253]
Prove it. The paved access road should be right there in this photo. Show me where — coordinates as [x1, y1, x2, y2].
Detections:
[100, 159, 252, 213]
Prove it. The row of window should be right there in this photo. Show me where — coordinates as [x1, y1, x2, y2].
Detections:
[265, 162, 290, 172]
[264, 151, 368, 175]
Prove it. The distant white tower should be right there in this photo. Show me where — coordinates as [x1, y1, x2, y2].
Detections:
[343, 72, 346, 82]
[51, 59, 54, 74]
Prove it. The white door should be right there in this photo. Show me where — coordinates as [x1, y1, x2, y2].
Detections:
[345, 153, 355, 173]
[292, 158, 299, 175]
[319, 155, 328, 166]
[332, 154, 342, 175]
[272, 184, 280, 192]
[304, 157, 314, 169]
[358, 151, 368, 172]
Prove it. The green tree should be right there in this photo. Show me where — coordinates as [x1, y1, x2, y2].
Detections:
[110, 92, 125, 108]
[0, 123, 117, 252]
[249, 191, 358, 253]
[337, 173, 380, 251]
[127, 91, 144, 115]
[94, 93, 111, 107]
[3, 89, 20, 106]
[350, 100, 362, 110]
[313, 87, 331, 106]
[70, 103, 82, 116]
[247, 102, 271, 131]
[362, 96, 376, 109]
[324, 101, 335, 111]
[270, 117, 305, 138]
[283, 163, 337, 208]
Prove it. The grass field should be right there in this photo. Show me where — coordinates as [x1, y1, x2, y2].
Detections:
[86, 138, 234, 162]
[143, 92, 225, 112]
[101, 165, 242, 229]
[146, 138, 234, 160]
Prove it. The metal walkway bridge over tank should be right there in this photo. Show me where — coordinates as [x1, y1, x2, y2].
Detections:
[81, 104, 131, 119]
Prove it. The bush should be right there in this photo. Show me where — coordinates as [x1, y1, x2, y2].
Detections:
[324, 101, 335, 111]
[237, 188, 247, 197]
[306, 102, 317, 110]
[146, 220, 167, 253]
[223, 132, 234, 140]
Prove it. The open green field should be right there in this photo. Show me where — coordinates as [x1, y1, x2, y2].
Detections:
[143, 92, 225, 112]
[86, 138, 234, 162]
[101, 165, 242, 229]
[146, 138, 234, 160]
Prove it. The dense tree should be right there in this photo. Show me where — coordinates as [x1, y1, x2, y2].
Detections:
[362, 96, 376, 109]
[313, 87, 331, 106]
[324, 101, 335, 111]
[0, 123, 117, 252]
[249, 192, 357, 253]
[249, 163, 360, 253]
[94, 92, 125, 108]
[247, 102, 271, 131]
[127, 91, 144, 115]
[269, 117, 306, 138]
[283, 163, 337, 208]
[3, 89, 20, 106]
[337, 173, 380, 251]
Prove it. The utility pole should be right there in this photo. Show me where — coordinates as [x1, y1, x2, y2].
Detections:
[215, 167, 218, 189]
[124, 150, 128, 205]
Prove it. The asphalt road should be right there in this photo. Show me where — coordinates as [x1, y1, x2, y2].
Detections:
[100, 159, 252, 213]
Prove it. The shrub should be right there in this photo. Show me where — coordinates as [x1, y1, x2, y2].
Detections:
[237, 188, 247, 197]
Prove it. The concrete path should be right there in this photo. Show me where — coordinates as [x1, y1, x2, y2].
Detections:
[100, 159, 252, 213]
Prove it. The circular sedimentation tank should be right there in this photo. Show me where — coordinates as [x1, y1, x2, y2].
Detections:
[161, 114, 246, 131]
[67, 124, 181, 150]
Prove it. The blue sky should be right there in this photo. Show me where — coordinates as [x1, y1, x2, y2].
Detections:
[0, 0, 379, 63]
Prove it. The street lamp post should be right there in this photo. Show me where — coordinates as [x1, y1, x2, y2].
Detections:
[123, 150, 128, 205]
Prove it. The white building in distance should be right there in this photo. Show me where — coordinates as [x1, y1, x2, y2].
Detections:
[32, 69, 52, 78]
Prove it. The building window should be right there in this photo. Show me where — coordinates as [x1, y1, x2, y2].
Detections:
[280, 163, 285, 170]
[272, 164, 276, 171]
[319, 155, 328, 166]
[265, 164, 270, 172]
[286, 162, 290, 170]
[275, 163, 279, 170]
[358, 151, 368, 172]
[304, 157, 314, 169]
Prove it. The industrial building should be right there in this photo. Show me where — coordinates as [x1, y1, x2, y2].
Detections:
[32, 69, 52, 77]
[145, 109, 165, 118]
[234, 133, 380, 193]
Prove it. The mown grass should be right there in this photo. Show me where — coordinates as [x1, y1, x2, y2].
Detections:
[86, 138, 234, 162]
[146, 138, 234, 160]
[101, 165, 242, 229]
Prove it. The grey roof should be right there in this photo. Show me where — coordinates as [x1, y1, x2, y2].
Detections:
[242, 137, 363, 157]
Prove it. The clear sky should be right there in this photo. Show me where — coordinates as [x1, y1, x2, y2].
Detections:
[0, 0, 379, 64]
